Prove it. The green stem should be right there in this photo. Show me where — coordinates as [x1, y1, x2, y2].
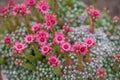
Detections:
[84, 49, 91, 63]
[63, 52, 72, 66]
[110, 23, 117, 34]
[53, 66, 61, 76]
[76, 54, 84, 70]
[53, 0, 59, 19]
[113, 61, 120, 71]
[32, 43, 43, 60]
[67, 0, 73, 7]
[14, 16, 20, 26]
[22, 62, 36, 71]
[0, 58, 5, 64]
[0, 71, 3, 80]
[93, 0, 97, 8]
[24, 53, 37, 62]
[23, 16, 32, 33]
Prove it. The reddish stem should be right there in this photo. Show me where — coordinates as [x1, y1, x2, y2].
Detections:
[84, 49, 91, 63]
[90, 20, 95, 33]
[76, 54, 84, 71]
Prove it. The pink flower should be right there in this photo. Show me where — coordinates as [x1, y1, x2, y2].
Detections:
[84, 37, 96, 48]
[48, 56, 60, 67]
[32, 23, 41, 32]
[2, 37, 11, 45]
[113, 16, 119, 23]
[14, 59, 22, 66]
[45, 14, 57, 30]
[36, 30, 49, 39]
[13, 4, 30, 16]
[36, 0, 49, 14]
[24, 34, 34, 44]
[88, 8, 100, 20]
[0, 6, 8, 16]
[114, 53, 120, 61]
[87, 5, 94, 13]
[36, 37, 47, 45]
[72, 43, 87, 55]
[62, 25, 72, 32]
[25, 0, 36, 6]
[0, 7, 8, 13]
[96, 68, 107, 78]
[71, 42, 81, 53]
[53, 32, 65, 44]
[41, 44, 52, 56]
[61, 42, 71, 52]
[8, 0, 15, 9]
[13, 42, 26, 54]
[79, 44, 87, 55]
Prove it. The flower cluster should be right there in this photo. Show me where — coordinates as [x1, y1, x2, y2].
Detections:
[113, 16, 119, 23]
[87, 5, 100, 20]
[72, 42, 88, 55]
[48, 56, 60, 67]
[114, 53, 120, 61]
[2, 37, 11, 46]
[36, 0, 49, 14]
[24, 34, 34, 44]
[84, 37, 96, 48]
[96, 68, 107, 78]
[14, 59, 22, 66]
[13, 4, 30, 16]
[25, 0, 36, 7]
[45, 14, 57, 30]
[31, 23, 41, 33]
[12, 42, 26, 54]
[41, 44, 52, 56]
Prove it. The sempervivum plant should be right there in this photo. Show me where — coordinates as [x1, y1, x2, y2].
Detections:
[0, 0, 120, 80]
[0, 0, 95, 80]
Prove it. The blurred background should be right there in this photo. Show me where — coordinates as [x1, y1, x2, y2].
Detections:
[0, 0, 120, 17]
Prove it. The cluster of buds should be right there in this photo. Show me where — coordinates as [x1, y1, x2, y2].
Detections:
[96, 68, 107, 79]
[2, 37, 11, 46]
[14, 59, 22, 66]
[113, 16, 119, 23]
[113, 53, 120, 71]
[110, 16, 119, 34]
[87, 5, 100, 33]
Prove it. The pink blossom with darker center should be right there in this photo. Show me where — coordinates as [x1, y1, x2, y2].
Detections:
[36, 37, 47, 45]
[24, 34, 34, 44]
[32, 23, 41, 32]
[41, 44, 52, 55]
[48, 56, 60, 67]
[84, 37, 96, 48]
[2, 37, 11, 45]
[53, 32, 65, 44]
[36, 0, 49, 14]
[13, 42, 26, 54]
[61, 42, 71, 52]
[79, 44, 87, 55]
